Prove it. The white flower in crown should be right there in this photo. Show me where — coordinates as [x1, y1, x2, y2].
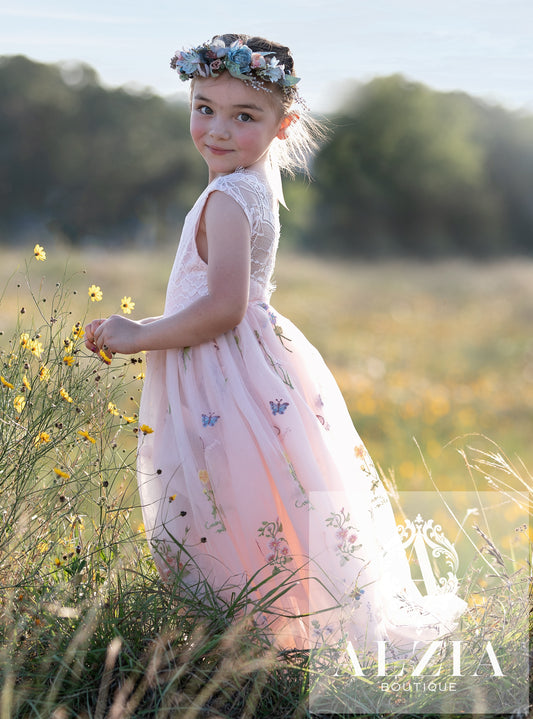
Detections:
[261, 56, 285, 84]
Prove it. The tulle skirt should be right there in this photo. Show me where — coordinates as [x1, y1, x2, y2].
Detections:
[137, 299, 465, 650]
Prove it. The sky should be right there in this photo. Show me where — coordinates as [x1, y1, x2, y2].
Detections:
[1, 0, 532, 114]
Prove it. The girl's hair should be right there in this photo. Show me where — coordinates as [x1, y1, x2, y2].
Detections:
[207, 33, 325, 177]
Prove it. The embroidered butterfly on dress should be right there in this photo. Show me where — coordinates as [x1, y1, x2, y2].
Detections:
[202, 412, 220, 427]
[270, 399, 289, 415]
[316, 415, 331, 431]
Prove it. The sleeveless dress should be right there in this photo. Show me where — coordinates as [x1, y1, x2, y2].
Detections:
[137, 168, 465, 651]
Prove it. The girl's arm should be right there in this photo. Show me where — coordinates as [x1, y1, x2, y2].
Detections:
[84, 314, 162, 354]
[91, 191, 250, 354]
[138, 316, 163, 324]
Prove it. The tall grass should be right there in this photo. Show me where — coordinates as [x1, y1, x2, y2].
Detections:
[0, 246, 530, 717]
[0, 248, 313, 718]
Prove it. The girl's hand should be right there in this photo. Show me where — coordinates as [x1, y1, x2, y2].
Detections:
[93, 314, 144, 356]
[84, 318, 106, 353]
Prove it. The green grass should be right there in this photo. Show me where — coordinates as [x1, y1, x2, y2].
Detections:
[0, 245, 530, 717]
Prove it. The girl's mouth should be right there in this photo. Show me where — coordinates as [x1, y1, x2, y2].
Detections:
[206, 145, 233, 155]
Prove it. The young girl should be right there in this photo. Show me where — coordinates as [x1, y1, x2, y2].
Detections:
[86, 33, 465, 652]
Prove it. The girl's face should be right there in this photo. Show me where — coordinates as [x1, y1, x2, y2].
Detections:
[190, 73, 287, 181]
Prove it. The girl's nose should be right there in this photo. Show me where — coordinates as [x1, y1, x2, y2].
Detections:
[209, 120, 230, 140]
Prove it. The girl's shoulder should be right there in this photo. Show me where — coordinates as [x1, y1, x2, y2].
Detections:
[209, 167, 272, 195]
[206, 168, 275, 226]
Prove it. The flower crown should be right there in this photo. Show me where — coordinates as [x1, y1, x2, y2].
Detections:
[170, 38, 300, 93]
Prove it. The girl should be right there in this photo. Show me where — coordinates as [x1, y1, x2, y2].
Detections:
[86, 34, 465, 652]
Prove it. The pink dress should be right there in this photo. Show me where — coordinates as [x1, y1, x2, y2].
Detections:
[137, 168, 465, 651]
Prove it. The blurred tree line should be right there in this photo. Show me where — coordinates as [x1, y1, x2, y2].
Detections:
[1, 55, 532, 255]
[0, 55, 205, 245]
[306, 75, 533, 256]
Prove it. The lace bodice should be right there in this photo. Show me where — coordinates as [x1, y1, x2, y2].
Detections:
[164, 169, 279, 315]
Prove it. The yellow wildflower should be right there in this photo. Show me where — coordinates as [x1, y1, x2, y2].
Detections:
[63, 355, 75, 367]
[59, 387, 73, 403]
[14, 395, 26, 413]
[123, 414, 137, 424]
[22, 375, 31, 391]
[77, 430, 96, 444]
[35, 431, 51, 446]
[88, 285, 103, 302]
[63, 338, 74, 353]
[20, 332, 30, 348]
[67, 514, 83, 529]
[120, 296, 135, 314]
[33, 244, 46, 261]
[53, 467, 70, 479]
[99, 349, 112, 365]
[72, 322, 85, 339]
[0, 376, 14, 389]
[39, 365, 51, 382]
[30, 340, 44, 359]
[139, 424, 154, 435]
[168, 494, 176, 503]
[107, 402, 120, 416]
[135, 372, 145, 381]
[198, 470, 209, 484]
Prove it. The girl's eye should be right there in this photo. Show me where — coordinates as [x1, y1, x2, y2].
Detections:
[237, 112, 253, 123]
[197, 105, 213, 115]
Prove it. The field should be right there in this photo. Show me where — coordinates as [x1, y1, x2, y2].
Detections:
[0, 245, 531, 717]
[275, 253, 533, 488]
[3, 246, 530, 486]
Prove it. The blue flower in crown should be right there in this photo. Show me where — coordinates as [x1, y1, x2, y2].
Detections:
[175, 49, 203, 77]
[224, 41, 253, 78]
